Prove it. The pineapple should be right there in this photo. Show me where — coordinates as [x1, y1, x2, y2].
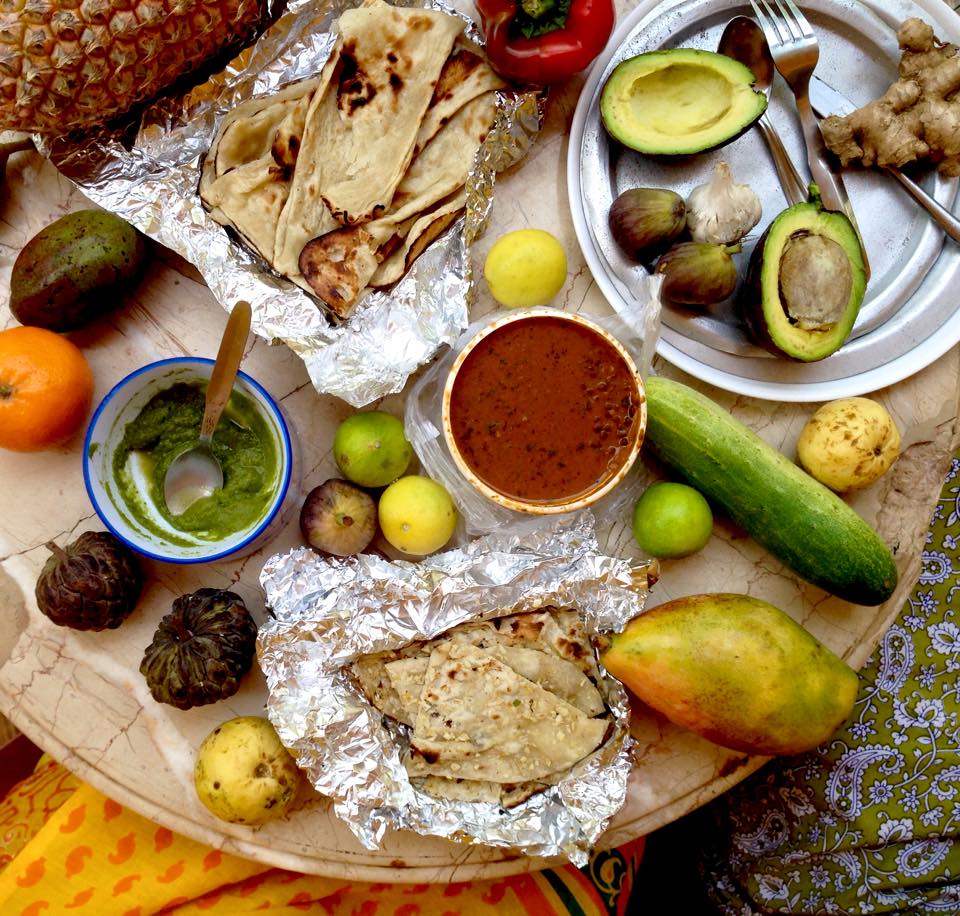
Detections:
[0, 0, 264, 133]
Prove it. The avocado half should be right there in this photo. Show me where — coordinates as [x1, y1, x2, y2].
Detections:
[600, 49, 767, 155]
[742, 196, 867, 361]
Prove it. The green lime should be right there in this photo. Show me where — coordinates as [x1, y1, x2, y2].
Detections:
[483, 229, 567, 308]
[334, 411, 412, 488]
[379, 476, 457, 556]
[632, 481, 713, 559]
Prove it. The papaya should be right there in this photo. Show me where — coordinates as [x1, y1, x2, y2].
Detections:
[10, 209, 147, 332]
[601, 593, 859, 756]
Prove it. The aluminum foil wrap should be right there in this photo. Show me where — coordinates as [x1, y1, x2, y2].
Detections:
[37, 0, 540, 407]
[259, 513, 656, 864]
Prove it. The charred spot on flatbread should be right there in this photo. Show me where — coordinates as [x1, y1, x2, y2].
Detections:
[336, 41, 379, 114]
[299, 226, 380, 316]
[270, 95, 310, 175]
[407, 13, 437, 31]
[430, 49, 486, 107]
[501, 781, 549, 809]
[403, 208, 459, 267]
[498, 612, 546, 643]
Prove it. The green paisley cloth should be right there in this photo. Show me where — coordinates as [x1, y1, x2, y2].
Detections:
[700, 451, 960, 915]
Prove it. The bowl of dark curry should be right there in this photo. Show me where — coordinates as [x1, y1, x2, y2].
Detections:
[442, 309, 646, 514]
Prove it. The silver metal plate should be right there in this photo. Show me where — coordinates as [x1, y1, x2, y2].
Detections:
[569, 0, 960, 400]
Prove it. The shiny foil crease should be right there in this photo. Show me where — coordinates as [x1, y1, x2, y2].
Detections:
[259, 513, 655, 863]
[34, 0, 540, 408]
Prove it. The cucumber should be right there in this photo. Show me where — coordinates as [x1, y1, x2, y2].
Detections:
[643, 376, 898, 606]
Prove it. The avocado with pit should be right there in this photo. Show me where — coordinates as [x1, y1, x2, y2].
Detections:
[600, 49, 767, 155]
[741, 192, 867, 361]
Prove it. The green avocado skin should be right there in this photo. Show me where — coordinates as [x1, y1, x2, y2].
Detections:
[600, 49, 767, 155]
[644, 376, 898, 606]
[10, 209, 147, 332]
[741, 199, 866, 361]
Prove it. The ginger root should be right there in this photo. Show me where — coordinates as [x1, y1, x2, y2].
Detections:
[821, 18, 960, 176]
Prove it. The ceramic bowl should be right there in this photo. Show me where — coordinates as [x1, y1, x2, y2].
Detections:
[441, 309, 646, 515]
[83, 357, 295, 563]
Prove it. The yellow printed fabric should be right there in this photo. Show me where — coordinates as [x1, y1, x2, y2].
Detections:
[0, 758, 643, 916]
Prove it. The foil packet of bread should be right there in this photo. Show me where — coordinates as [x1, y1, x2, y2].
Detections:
[37, 0, 540, 407]
[258, 514, 657, 863]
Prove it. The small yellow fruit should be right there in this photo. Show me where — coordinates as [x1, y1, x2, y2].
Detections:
[797, 397, 901, 493]
[379, 476, 458, 556]
[194, 716, 302, 825]
[483, 229, 567, 308]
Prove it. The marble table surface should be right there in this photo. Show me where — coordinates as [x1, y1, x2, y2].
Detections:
[1, 2, 959, 882]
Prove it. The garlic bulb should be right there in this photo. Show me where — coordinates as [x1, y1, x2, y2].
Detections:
[686, 161, 762, 245]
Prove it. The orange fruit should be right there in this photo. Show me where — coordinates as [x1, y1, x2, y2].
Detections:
[0, 327, 94, 452]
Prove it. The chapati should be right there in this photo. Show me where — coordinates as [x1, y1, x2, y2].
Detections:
[411, 775, 501, 804]
[413, 45, 506, 155]
[383, 656, 429, 725]
[212, 78, 320, 178]
[486, 644, 605, 717]
[201, 156, 290, 263]
[272, 0, 464, 277]
[201, 0, 503, 317]
[407, 642, 608, 784]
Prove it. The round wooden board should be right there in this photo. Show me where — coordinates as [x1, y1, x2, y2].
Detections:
[1, 26, 958, 878]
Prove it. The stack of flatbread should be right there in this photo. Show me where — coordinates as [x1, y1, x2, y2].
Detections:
[200, 0, 506, 318]
[352, 608, 610, 807]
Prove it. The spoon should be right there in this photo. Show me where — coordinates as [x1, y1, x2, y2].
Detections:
[719, 15, 808, 206]
[163, 300, 252, 516]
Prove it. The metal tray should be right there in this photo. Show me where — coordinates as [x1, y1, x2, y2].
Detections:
[569, 0, 960, 401]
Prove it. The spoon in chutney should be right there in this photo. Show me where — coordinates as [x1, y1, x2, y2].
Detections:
[163, 300, 252, 516]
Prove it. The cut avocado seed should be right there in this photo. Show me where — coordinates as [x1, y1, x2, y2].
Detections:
[741, 194, 867, 362]
[778, 233, 853, 330]
[300, 479, 377, 556]
[600, 49, 767, 155]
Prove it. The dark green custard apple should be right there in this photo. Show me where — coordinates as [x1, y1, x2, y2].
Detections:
[141, 588, 258, 710]
[36, 531, 143, 630]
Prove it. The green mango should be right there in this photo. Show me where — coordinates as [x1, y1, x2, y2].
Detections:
[10, 209, 147, 332]
[601, 593, 859, 756]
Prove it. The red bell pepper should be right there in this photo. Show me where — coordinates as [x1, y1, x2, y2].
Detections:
[476, 0, 615, 86]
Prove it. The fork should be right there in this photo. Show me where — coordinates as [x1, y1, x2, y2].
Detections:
[749, 0, 869, 274]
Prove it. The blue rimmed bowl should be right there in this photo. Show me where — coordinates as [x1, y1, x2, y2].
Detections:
[83, 357, 296, 564]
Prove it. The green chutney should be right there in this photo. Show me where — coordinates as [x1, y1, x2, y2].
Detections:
[113, 382, 279, 542]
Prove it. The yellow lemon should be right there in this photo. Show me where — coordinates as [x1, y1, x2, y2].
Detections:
[379, 476, 458, 556]
[483, 229, 567, 308]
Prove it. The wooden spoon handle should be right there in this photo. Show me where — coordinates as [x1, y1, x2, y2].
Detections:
[200, 301, 252, 443]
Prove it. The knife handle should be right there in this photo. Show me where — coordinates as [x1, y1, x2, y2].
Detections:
[795, 93, 870, 278]
[795, 94, 846, 209]
[887, 168, 960, 244]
